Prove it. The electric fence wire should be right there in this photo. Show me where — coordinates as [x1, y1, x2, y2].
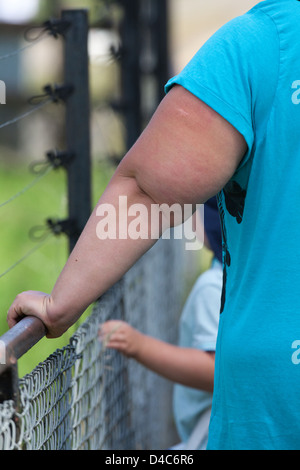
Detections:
[0, 17, 71, 129]
[0, 13, 107, 281]
[0, 33, 51, 62]
[0, 232, 53, 280]
[0, 19, 68, 279]
[0, 98, 52, 131]
[0, 17, 69, 62]
[0, 164, 53, 210]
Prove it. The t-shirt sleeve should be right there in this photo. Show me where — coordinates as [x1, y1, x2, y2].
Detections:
[180, 267, 223, 352]
[191, 283, 221, 351]
[165, 9, 279, 169]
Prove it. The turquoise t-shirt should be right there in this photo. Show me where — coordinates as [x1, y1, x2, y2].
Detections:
[166, 0, 300, 450]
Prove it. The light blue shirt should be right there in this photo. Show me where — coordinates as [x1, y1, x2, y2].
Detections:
[173, 259, 222, 449]
[166, 0, 300, 450]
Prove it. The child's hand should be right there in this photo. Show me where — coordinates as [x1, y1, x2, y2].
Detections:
[99, 320, 143, 358]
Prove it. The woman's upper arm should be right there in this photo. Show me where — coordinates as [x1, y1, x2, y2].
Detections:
[118, 85, 248, 207]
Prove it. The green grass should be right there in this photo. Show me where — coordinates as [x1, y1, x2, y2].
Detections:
[0, 158, 113, 377]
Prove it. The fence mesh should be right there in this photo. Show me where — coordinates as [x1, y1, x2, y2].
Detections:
[0, 236, 188, 450]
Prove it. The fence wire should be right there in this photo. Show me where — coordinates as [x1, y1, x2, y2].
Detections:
[0, 236, 187, 450]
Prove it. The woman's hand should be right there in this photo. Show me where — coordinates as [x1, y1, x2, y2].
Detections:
[7, 291, 67, 338]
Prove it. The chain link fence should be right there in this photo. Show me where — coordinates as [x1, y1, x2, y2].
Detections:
[0, 236, 190, 450]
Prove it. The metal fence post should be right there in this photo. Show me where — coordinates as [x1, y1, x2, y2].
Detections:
[119, 0, 142, 150]
[0, 317, 46, 403]
[62, 9, 91, 253]
[0, 316, 47, 444]
[153, 0, 170, 104]
[0, 364, 18, 405]
[117, 0, 169, 150]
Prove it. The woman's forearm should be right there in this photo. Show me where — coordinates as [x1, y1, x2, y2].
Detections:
[48, 174, 159, 335]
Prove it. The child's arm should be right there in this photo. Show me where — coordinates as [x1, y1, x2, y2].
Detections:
[100, 320, 215, 392]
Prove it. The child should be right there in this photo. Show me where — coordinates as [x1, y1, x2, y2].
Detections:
[99, 197, 222, 450]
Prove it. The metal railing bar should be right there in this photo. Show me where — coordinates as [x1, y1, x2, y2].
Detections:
[0, 316, 47, 375]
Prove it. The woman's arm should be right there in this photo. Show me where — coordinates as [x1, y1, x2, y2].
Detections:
[7, 86, 246, 338]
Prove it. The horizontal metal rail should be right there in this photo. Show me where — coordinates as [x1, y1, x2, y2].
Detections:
[0, 316, 46, 376]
